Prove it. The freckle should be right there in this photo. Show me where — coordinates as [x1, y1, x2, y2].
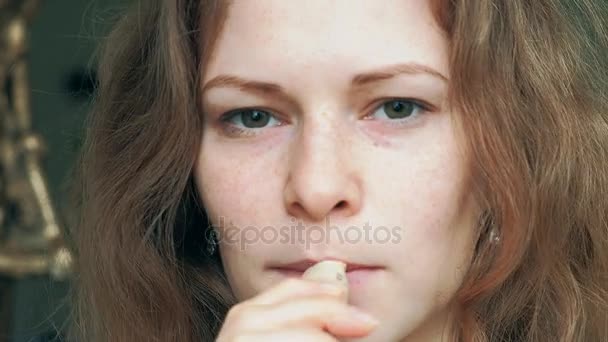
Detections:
[373, 140, 389, 148]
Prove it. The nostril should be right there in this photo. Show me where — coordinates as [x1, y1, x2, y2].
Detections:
[335, 200, 347, 209]
[290, 202, 305, 216]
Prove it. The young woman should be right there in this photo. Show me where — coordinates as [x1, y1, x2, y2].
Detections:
[67, 0, 608, 341]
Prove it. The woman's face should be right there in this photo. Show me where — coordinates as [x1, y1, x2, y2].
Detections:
[195, 0, 480, 340]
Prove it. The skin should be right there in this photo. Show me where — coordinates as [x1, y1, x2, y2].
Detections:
[194, 0, 481, 340]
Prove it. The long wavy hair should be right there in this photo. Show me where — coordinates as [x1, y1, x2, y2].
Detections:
[66, 0, 608, 341]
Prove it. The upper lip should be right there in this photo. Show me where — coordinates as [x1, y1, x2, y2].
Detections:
[270, 257, 381, 272]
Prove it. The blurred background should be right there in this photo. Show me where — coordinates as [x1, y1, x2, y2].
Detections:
[1, 1, 126, 341]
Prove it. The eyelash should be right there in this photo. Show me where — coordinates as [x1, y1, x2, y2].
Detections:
[218, 98, 433, 137]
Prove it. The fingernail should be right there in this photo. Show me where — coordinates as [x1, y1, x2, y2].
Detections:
[349, 309, 380, 326]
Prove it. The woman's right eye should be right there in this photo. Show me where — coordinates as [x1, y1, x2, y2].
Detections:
[219, 108, 282, 135]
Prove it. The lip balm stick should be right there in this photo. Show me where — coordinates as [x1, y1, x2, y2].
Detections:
[302, 260, 349, 301]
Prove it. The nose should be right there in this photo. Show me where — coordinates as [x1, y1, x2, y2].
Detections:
[283, 113, 362, 222]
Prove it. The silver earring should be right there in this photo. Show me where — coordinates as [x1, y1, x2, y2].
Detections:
[488, 226, 501, 244]
[206, 229, 218, 256]
[479, 210, 501, 245]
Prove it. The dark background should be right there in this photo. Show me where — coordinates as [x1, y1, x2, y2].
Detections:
[3, 1, 126, 341]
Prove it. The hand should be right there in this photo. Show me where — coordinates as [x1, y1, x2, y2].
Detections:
[215, 278, 379, 341]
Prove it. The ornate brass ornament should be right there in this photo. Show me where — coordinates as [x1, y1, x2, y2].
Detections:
[0, 0, 71, 280]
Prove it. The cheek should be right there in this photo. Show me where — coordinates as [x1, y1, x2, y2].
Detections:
[194, 139, 278, 227]
[194, 140, 284, 300]
[194, 136, 288, 261]
[372, 150, 473, 235]
[403, 163, 475, 246]
[396, 170, 477, 282]
[401, 168, 476, 308]
[367, 120, 478, 298]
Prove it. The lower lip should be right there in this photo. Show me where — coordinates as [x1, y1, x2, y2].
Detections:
[271, 267, 382, 286]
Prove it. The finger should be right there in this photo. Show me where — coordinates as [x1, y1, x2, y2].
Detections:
[301, 260, 348, 288]
[241, 295, 379, 338]
[249, 277, 346, 306]
[227, 328, 338, 342]
[302, 260, 349, 301]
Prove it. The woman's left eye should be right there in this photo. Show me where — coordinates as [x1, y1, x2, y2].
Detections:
[368, 99, 428, 124]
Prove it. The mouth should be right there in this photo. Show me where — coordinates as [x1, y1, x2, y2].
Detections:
[267, 258, 384, 285]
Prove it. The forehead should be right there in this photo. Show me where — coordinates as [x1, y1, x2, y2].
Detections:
[205, 0, 448, 86]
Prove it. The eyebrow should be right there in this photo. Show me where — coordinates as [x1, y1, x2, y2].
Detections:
[351, 62, 448, 86]
[201, 62, 448, 99]
[202, 74, 288, 98]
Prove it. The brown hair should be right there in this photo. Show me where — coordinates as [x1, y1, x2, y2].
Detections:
[67, 0, 608, 341]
